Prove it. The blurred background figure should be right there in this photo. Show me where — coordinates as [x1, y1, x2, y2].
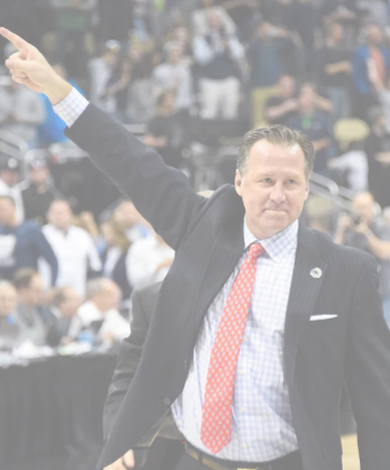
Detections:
[0, 74, 45, 148]
[0, 156, 24, 222]
[41, 199, 102, 296]
[88, 39, 121, 115]
[20, 158, 60, 224]
[334, 191, 390, 326]
[14, 269, 53, 347]
[100, 219, 132, 304]
[193, 9, 244, 121]
[112, 200, 151, 243]
[46, 286, 81, 347]
[0, 195, 58, 285]
[0, 280, 22, 351]
[70, 278, 129, 347]
[127, 230, 174, 290]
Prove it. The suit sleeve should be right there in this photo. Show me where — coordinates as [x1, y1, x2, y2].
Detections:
[103, 287, 150, 438]
[65, 105, 206, 250]
[345, 255, 390, 470]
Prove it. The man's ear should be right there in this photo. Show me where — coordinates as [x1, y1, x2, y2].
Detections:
[234, 169, 243, 196]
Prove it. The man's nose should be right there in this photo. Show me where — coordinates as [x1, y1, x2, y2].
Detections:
[269, 185, 286, 204]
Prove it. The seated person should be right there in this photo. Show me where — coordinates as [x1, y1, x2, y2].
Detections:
[46, 286, 82, 347]
[70, 278, 129, 347]
[0, 280, 22, 351]
[14, 269, 54, 347]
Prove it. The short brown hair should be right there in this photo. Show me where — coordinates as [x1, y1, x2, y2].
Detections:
[14, 268, 39, 289]
[237, 125, 315, 179]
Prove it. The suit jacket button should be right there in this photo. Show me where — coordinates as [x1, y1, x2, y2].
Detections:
[184, 360, 188, 368]
[164, 397, 171, 405]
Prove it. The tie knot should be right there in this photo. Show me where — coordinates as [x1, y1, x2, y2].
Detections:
[248, 242, 264, 261]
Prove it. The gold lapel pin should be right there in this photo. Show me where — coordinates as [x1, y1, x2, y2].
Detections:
[310, 267, 322, 279]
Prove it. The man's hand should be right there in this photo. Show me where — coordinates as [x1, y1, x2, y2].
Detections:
[0, 27, 72, 104]
[104, 449, 135, 470]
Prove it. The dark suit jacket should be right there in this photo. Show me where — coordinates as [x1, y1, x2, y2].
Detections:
[104, 282, 182, 470]
[66, 104, 390, 470]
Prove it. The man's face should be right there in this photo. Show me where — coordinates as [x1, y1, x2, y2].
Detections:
[235, 140, 309, 240]
[47, 202, 73, 230]
[30, 167, 49, 185]
[279, 76, 295, 99]
[0, 286, 17, 317]
[22, 275, 43, 306]
[1, 170, 20, 187]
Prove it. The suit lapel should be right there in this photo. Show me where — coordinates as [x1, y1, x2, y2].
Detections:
[284, 225, 328, 387]
[190, 197, 245, 335]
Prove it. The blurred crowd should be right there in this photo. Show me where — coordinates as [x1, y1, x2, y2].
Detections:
[1, 0, 390, 354]
[0, 195, 176, 355]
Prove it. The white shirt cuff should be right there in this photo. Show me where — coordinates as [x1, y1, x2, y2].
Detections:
[53, 87, 89, 128]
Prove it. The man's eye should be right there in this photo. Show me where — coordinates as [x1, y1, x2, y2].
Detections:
[287, 179, 297, 185]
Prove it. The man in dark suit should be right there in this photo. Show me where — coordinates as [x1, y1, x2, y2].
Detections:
[3, 28, 390, 470]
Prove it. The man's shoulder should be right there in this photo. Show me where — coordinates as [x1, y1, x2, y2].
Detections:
[306, 226, 375, 267]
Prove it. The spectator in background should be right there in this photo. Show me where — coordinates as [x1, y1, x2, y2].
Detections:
[247, 21, 295, 126]
[193, 9, 244, 121]
[38, 64, 83, 145]
[353, 23, 390, 120]
[46, 286, 81, 347]
[319, 22, 353, 120]
[126, 43, 155, 124]
[0, 74, 45, 147]
[0, 196, 58, 285]
[0, 280, 22, 351]
[168, 25, 194, 65]
[299, 82, 334, 115]
[20, 159, 60, 224]
[365, 107, 390, 209]
[14, 269, 53, 347]
[334, 191, 390, 326]
[71, 278, 129, 346]
[100, 219, 132, 303]
[327, 140, 369, 192]
[112, 200, 151, 243]
[144, 91, 188, 169]
[88, 39, 121, 115]
[320, 0, 358, 50]
[192, 0, 236, 37]
[0, 157, 24, 223]
[218, 0, 260, 42]
[358, 1, 390, 30]
[152, 41, 193, 114]
[288, 86, 335, 177]
[51, 0, 97, 78]
[41, 199, 102, 296]
[127, 230, 174, 290]
[289, 0, 318, 80]
[264, 74, 298, 126]
[106, 57, 133, 123]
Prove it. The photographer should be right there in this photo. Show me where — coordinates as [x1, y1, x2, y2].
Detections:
[334, 191, 390, 325]
[193, 9, 244, 120]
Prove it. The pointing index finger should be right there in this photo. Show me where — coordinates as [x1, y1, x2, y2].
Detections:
[0, 28, 30, 51]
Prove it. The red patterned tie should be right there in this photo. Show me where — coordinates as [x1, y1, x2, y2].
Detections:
[200, 242, 264, 454]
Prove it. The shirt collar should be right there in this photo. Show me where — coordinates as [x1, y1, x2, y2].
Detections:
[243, 218, 299, 262]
